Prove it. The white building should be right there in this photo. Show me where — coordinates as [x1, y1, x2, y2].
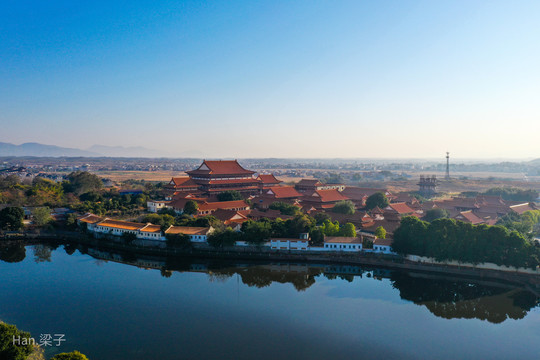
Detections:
[373, 238, 395, 254]
[323, 237, 363, 252]
[270, 233, 310, 250]
[138, 224, 166, 240]
[164, 225, 213, 242]
[147, 200, 170, 213]
[77, 213, 104, 231]
[93, 219, 144, 236]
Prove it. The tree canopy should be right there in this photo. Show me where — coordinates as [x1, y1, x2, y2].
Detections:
[269, 202, 300, 216]
[393, 216, 540, 269]
[31, 207, 52, 227]
[424, 208, 450, 222]
[0, 206, 24, 231]
[375, 226, 386, 239]
[365, 192, 389, 210]
[51, 350, 89, 360]
[217, 190, 243, 202]
[65, 171, 103, 196]
[183, 200, 199, 215]
[332, 200, 355, 215]
[483, 187, 538, 202]
[0, 322, 34, 360]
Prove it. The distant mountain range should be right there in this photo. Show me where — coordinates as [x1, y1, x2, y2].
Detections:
[0, 142, 98, 157]
[0, 142, 183, 158]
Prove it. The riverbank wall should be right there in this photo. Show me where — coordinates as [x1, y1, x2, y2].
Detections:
[3, 230, 540, 287]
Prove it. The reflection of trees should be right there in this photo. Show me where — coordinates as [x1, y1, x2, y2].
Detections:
[160, 268, 173, 278]
[33, 244, 52, 263]
[391, 272, 539, 323]
[209, 265, 323, 291]
[64, 244, 77, 255]
[0, 245, 26, 263]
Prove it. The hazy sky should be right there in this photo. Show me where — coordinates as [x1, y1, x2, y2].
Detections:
[1, 1, 539, 158]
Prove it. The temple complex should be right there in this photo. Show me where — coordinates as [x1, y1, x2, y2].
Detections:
[165, 160, 277, 198]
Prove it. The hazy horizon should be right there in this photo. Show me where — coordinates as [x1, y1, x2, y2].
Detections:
[1, 1, 539, 159]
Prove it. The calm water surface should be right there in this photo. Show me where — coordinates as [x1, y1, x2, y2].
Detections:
[0, 243, 539, 360]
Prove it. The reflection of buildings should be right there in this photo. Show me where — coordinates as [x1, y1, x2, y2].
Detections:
[80, 245, 539, 323]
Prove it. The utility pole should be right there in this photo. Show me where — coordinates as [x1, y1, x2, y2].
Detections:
[445, 152, 450, 180]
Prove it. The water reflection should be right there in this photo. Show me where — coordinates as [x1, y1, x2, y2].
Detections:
[0, 244, 26, 263]
[2, 242, 539, 324]
[390, 272, 539, 323]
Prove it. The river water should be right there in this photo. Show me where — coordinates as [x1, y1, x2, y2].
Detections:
[0, 243, 539, 360]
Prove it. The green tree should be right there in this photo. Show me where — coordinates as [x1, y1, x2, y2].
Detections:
[365, 192, 389, 210]
[309, 228, 324, 246]
[217, 190, 243, 201]
[207, 228, 241, 248]
[0, 245, 26, 263]
[51, 351, 89, 360]
[0, 206, 24, 231]
[269, 202, 300, 216]
[241, 220, 271, 244]
[424, 208, 450, 222]
[313, 212, 331, 225]
[332, 200, 355, 215]
[157, 207, 177, 217]
[65, 171, 103, 196]
[320, 219, 340, 236]
[0, 322, 34, 360]
[374, 226, 386, 239]
[31, 207, 52, 227]
[183, 200, 199, 215]
[483, 187, 539, 202]
[339, 222, 356, 237]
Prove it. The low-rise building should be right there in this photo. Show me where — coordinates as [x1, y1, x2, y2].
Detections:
[270, 233, 310, 250]
[323, 236, 363, 252]
[373, 238, 395, 254]
[147, 200, 170, 213]
[164, 225, 213, 242]
[77, 213, 104, 231]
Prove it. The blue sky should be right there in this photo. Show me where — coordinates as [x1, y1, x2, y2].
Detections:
[1, 1, 539, 158]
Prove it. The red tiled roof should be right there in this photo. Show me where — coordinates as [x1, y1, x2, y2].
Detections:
[197, 200, 249, 212]
[139, 224, 162, 233]
[98, 219, 145, 231]
[325, 236, 362, 244]
[187, 160, 255, 176]
[296, 179, 323, 187]
[165, 226, 211, 235]
[454, 211, 485, 225]
[203, 178, 258, 185]
[509, 203, 537, 215]
[211, 209, 249, 224]
[77, 213, 104, 224]
[387, 202, 415, 214]
[341, 187, 391, 199]
[310, 189, 349, 203]
[373, 238, 393, 247]
[257, 174, 282, 184]
[266, 186, 302, 199]
[205, 186, 260, 193]
[170, 177, 198, 187]
[169, 197, 206, 210]
[362, 219, 401, 234]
